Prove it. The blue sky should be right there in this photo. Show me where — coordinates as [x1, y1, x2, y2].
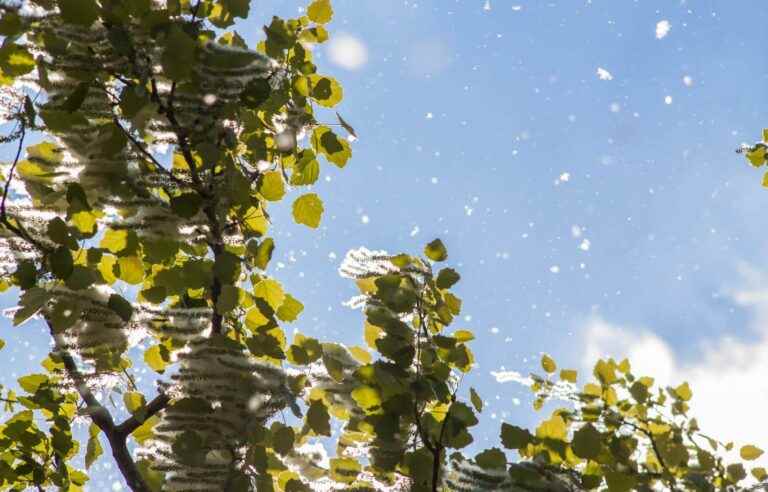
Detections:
[3, 0, 768, 489]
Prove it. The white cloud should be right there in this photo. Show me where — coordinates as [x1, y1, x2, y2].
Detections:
[579, 263, 768, 468]
[656, 20, 671, 39]
[596, 67, 613, 81]
[327, 34, 368, 71]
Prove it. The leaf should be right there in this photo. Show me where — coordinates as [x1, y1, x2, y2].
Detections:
[49, 246, 74, 279]
[0, 44, 35, 81]
[144, 346, 167, 373]
[58, 0, 100, 25]
[245, 307, 270, 330]
[13, 288, 52, 326]
[18, 374, 48, 393]
[170, 192, 203, 218]
[541, 354, 557, 373]
[469, 387, 483, 412]
[259, 171, 286, 201]
[330, 458, 361, 483]
[673, 381, 692, 401]
[307, 0, 333, 24]
[454, 329, 474, 342]
[292, 193, 324, 228]
[276, 294, 304, 322]
[475, 448, 506, 470]
[351, 385, 381, 413]
[560, 369, 578, 383]
[312, 126, 351, 167]
[250, 238, 275, 270]
[162, 25, 197, 80]
[216, 285, 239, 314]
[100, 229, 129, 254]
[123, 391, 147, 417]
[336, 112, 357, 139]
[118, 256, 144, 284]
[741, 445, 764, 461]
[306, 399, 331, 436]
[436, 268, 460, 289]
[85, 424, 102, 469]
[747, 146, 766, 167]
[572, 423, 602, 460]
[253, 278, 285, 311]
[62, 82, 90, 112]
[424, 239, 447, 262]
[500, 423, 533, 449]
[108, 294, 134, 321]
[272, 424, 295, 455]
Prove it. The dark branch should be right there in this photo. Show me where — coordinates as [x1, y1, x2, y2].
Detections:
[115, 392, 170, 437]
[47, 321, 153, 492]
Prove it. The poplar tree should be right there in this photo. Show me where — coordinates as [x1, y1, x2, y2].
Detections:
[0, 1, 764, 490]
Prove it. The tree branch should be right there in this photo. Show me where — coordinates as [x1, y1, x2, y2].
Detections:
[47, 322, 153, 492]
[115, 392, 170, 437]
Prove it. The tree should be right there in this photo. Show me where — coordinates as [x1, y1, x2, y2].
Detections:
[0, 0, 763, 490]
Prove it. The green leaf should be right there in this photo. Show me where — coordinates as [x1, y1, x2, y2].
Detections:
[61, 82, 90, 112]
[259, 171, 286, 201]
[469, 387, 483, 412]
[241, 78, 271, 108]
[0, 43, 35, 80]
[253, 278, 285, 311]
[541, 354, 557, 373]
[292, 193, 324, 228]
[105, 295, 132, 323]
[170, 192, 203, 219]
[741, 445, 764, 461]
[475, 448, 506, 470]
[336, 112, 357, 139]
[85, 424, 102, 469]
[216, 285, 240, 314]
[605, 472, 637, 492]
[213, 251, 241, 284]
[162, 25, 197, 80]
[330, 458, 361, 483]
[424, 239, 447, 262]
[436, 268, 460, 289]
[747, 146, 767, 167]
[306, 399, 331, 436]
[271, 424, 294, 455]
[276, 294, 304, 322]
[312, 126, 351, 167]
[59, 0, 100, 25]
[500, 423, 532, 450]
[18, 374, 48, 393]
[0, 338, 4, 351]
[49, 246, 74, 279]
[13, 288, 52, 326]
[307, 0, 333, 24]
[572, 423, 602, 460]
[250, 238, 275, 270]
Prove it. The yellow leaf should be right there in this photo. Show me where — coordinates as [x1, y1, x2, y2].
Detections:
[348, 346, 371, 364]
[100, 229, 128, 253]
[118, 256, 144, 284]
[741, 445, 764, 461]
[541, 354, 557, 373]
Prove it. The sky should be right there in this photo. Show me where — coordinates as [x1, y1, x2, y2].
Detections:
[3, 0, 768, 489]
